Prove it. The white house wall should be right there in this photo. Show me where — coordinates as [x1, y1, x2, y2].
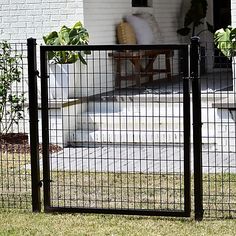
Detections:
[0, 0, 215, 44]
[232, 0, 236, 27]
[83, 0, 213, 45]
[83, 0, 185, 44]
[153, 0, 183, 44]
[83, 0, 131, 44]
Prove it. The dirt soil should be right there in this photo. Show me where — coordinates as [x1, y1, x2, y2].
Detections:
[0, 133, 62, 154]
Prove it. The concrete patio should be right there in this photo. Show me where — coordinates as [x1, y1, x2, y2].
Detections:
[48, 144, 236, 174]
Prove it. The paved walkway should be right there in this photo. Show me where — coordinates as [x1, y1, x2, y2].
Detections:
[49, 145, 236, 174]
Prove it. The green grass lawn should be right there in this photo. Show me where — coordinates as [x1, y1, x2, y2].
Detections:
[0, 211, 236, 236]
[1, 152, 236, 235]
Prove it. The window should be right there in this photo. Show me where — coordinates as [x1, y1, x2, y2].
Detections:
[132, 0, 148, 7]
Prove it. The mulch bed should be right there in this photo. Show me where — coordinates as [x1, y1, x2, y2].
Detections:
[0, 133, 62, 154]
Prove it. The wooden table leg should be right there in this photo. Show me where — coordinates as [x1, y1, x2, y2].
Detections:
[145, 56, 156, 83]
[165, 52, 171, 79]
[115, 58, 121, 88]
[132, 58, 141, 86]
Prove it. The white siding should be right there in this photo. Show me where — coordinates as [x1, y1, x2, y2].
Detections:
[83, 0, 132, 44]
[232, 0, 236, 27]
[84, 0, 185, 44]
[153, 0, 183, 43]
[0, 0, 84, 42]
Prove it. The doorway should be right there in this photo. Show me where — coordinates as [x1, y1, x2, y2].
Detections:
[213, 0, 231, 67]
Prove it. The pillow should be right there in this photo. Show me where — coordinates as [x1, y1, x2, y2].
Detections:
[134, 12, 164, 43]
[117, 21, 137, 44]
[125, 15, 154, 44]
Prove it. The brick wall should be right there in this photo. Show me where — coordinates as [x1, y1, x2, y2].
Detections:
[0, 0, 84, 42]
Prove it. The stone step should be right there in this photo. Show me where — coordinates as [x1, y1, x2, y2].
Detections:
[76, 112, 184, 131]
[69, 129, 216, 146]
[70, 130, 184, 146]
[87, 101, 183, 114]
[70, 99, 216, 146]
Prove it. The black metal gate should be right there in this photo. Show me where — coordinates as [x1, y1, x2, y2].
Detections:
[28, 40, 205, 218]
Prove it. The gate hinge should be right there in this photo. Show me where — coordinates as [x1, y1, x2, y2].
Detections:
[39, 180, 43, 188]
[39, 179, 53, 187]
[35, 70, 49, 79]
[183, 76, 201, 81]
[35, 70, 40, 77]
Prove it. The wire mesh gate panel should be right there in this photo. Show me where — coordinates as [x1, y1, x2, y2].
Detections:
[201, 43, 236, 218]
[0, 42, 32, 210]
[40, 45, 190, 216]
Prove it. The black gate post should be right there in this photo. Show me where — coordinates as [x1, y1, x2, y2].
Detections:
[40, 46, 51, 211]
[191, 36, 203, 220]
[27, 38, 41, 212]
[182, 45, 191, 217]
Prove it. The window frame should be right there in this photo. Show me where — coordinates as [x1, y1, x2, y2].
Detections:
[132, 0, 149, 7]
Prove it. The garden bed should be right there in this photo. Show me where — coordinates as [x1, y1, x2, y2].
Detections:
[0, 133, 62, 154]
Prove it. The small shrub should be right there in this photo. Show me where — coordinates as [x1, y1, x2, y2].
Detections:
[0, 41, 25, 134]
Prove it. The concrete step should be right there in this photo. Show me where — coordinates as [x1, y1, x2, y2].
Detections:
[70, 130, 185, 146]
[69, 129, 216, 146]
[76, 112, 184, 131]
[77, 101, 184, 130]
[67, 97, 220, 146]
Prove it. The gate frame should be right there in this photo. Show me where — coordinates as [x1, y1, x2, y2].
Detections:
[37, 44, 192, 217]
[191, 37, 204, 221]
[27, 38, 41, 212]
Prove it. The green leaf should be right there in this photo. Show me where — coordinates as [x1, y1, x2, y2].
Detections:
[42, 21, 89, 64]
[43, 31, 58, 45]
[66, 53, 79, 64]
[73, 21, 82, 29]
[78, 53, 87, 65]
[214, 27, 235, 58]
[47, 51, 55, 61]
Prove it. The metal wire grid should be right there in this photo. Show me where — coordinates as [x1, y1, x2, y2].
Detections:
[0, 43, 31, 210]
[44, 46, 189, 214]
[201, 42, 236, 218]
[0, 40, 235, 218]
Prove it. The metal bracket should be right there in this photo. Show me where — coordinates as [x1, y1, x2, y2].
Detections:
[39, 179, 53, 187]
[39, 180, 43, 188]
[183, 77, 191, 80]
[35, 70, 40, 78]
[35, 70, 49, 79]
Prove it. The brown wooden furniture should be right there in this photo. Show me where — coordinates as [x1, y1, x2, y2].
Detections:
[109, 49, 172, 87]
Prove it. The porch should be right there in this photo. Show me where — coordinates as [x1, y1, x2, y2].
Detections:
[46, 66, 235, 171]
[46, 65, 233, 146]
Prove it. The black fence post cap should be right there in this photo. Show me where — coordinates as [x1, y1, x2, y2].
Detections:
[191, 36, 200, 44]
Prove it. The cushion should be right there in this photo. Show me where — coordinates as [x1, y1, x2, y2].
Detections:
[134, 12, 164, 43]
[125, 15, 154, 44]
[117, 21, 137, 44]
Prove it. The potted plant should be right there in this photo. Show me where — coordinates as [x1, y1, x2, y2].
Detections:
[177, 0, 214, 74]
[214, 26, 236, 90]
[214, 26, 236, 58]
[177, 0, 213, 37]
[43, 21, 89, 99]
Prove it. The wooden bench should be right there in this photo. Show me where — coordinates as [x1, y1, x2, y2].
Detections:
[109, 49, 172, 87]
